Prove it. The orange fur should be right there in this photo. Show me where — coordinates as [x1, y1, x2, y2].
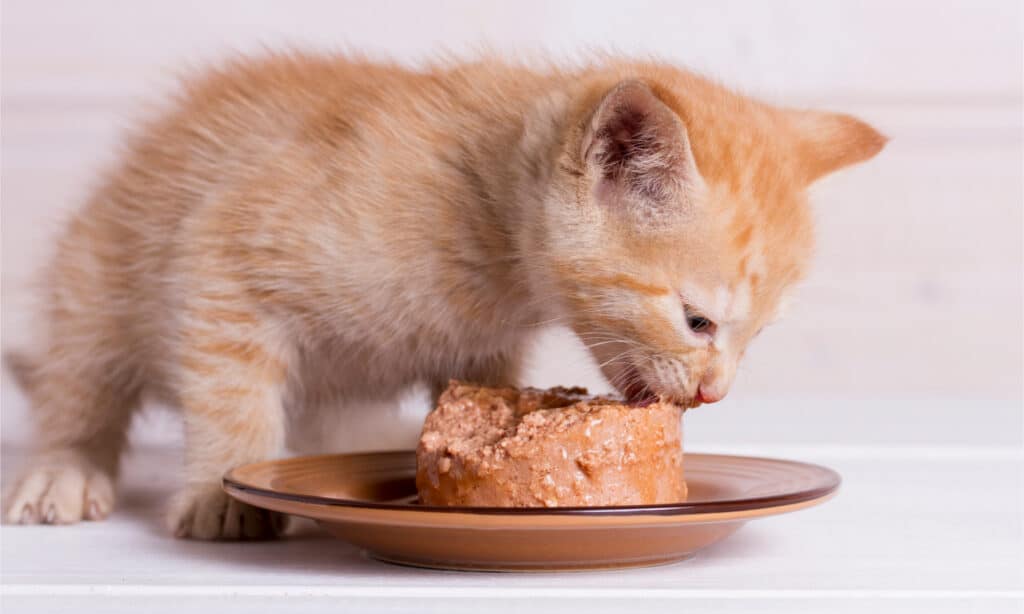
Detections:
[3, 52, 884, 537]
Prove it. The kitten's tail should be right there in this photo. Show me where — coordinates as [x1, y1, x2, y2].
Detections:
[4, 350, 37, 394]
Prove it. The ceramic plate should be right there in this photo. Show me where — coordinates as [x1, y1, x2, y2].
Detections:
[224, 451, 839, 571]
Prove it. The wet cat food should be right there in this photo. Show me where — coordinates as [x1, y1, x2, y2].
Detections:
[416, 381, 686, 507]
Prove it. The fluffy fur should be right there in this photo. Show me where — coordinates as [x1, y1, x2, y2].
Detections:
[3, 53, 884, 538]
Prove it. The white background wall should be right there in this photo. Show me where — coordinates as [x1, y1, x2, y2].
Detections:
[2, 0, 1021, 452]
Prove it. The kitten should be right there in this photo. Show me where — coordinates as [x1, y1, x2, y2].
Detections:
[3, 53, 884, 538]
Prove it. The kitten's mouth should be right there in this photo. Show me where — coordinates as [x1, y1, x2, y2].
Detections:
[621, 365, 659, 407]
[619, 364, 701, 409]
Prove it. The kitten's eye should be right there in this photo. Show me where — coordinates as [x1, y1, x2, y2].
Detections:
[683, 305, 716, 336]
[688, 315, 711, 332]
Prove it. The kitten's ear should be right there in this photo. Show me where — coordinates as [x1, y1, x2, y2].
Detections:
[582, 80, 701, 206]
[787, 110, 887, 184]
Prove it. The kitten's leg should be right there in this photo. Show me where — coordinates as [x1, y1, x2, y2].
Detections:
[430, 351, 523, 404]
[168, 305, 290, 540]
[3, 345, 140, 525]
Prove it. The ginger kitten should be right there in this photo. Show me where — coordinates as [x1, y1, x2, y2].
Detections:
[3, 53, 884, 538]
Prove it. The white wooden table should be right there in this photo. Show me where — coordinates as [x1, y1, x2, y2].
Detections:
[2, 444, 1021, 614]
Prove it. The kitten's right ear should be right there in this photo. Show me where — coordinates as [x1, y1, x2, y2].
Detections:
[581, 80, 701, 209]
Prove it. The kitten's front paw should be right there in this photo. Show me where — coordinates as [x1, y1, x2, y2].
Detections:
[169, 483, 286, 540]
[3, 451, 115, 524]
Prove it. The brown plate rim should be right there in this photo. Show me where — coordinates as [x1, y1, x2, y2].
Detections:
[223, 451, 841, 517]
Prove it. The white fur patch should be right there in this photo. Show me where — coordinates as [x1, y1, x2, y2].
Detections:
[773, 289, 796, 323]
[729, 281, 752, 321]
[679, 281, 754, 353]
[681, 282, 751, 326]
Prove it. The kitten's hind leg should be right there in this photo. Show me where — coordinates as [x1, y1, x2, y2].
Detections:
[3, 349, 140, 525]
[4, 449, 118, 524]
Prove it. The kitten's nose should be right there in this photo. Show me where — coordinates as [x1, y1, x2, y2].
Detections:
[697, 383, 726, 404]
